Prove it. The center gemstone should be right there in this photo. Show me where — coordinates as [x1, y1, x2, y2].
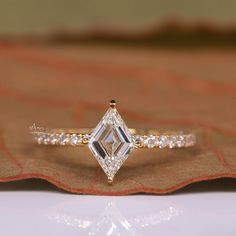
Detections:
[100, 128, 120, 157]
[88, 106, 133, 181]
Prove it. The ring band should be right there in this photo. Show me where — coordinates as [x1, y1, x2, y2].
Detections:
[30, 100, 196, 184]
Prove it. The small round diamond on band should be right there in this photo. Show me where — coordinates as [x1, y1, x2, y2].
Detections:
[30, 100, 196, 184]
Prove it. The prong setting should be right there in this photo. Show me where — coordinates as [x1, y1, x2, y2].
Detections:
[109, 100, 116, 109]
[108, 177, 114, 185]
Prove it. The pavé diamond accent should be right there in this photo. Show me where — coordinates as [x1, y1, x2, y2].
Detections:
[70, 134, 79, 145]
[59, 133, 68, 145]
[168, 135, 177, 148]
[50, 133, 59, 145]
[158, 135, 168, 149]
[144, 135, 157, 148]
[42, 133, 50, 144]
[88, 106, 133, 181]
[176, 135, 185, 147]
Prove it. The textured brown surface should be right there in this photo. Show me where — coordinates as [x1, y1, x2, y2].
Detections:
[0, 42, 236, 195]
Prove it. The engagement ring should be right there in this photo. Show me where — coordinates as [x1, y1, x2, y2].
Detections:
[30, 100, 196, 184]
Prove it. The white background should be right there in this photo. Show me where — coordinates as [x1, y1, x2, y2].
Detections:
[0, 179, 235, 236]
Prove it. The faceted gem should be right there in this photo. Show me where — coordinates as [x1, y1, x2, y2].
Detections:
[59, 133, 68, 145]
[88, 107, 133, 180]
[144, 135, 156, 148]
[168, 135, 177, 148]
[50, 134, 59, 145]
[158, 135, 168, 148]
[176, 135, 185, 147]
[70, 134, 79, 145]
[42, 133, 50, 144]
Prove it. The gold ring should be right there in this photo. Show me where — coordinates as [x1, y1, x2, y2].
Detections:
[30, 100, 196, 184]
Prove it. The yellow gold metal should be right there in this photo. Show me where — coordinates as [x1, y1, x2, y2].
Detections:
[107, 177, 114, 185]
[82, 134, 90, 145]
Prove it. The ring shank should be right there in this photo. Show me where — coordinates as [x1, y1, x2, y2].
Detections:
[32, 127, 189, 135]
[30, 125, 196, 149]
